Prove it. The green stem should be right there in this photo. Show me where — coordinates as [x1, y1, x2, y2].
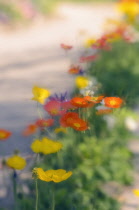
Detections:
[35, 179, 39, 210]
[51, 184, 55, 210]
[78, 108, 81, 118]
[37, 102, 43, 119]
[44, 127, 56, 139]
[13, 170, 18, 210]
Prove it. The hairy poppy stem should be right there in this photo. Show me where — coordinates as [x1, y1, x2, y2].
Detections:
[51, 184, 55, 210]
[35, 179, 39, 210]
[37, 102, 43, 119]
[13, 170, 18, 210]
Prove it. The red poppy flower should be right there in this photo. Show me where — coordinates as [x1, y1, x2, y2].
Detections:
[92, 36, 111, 51]
[0, 129, 12, 140]
[61, 43, 73, 50]
[70, 118, 88, 131]
[104, 97, 123, 108]
[105, 26, 134, 43]
[35, 119, 54, 127]
[22, 124, 37, 136]
[60, 112, 79, 127]
[80, 54, 98, 63]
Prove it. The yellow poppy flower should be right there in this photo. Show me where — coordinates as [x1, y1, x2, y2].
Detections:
[54, 127, 67, 134]
[84, 38, 96, 48]
[133, 189, 139, 197]
[117, 1, 139, 22]
[6, 155, 26, 170]
[31, 137, 63, 155]
[30, 139, 42, 153]
[75, 76, 89, 89]
[32, 86, 50, 104]
[41, 138, 63, 154]
[33, 168, 72, 183]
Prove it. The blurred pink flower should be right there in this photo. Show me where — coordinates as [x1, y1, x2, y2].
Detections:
[60, 43, 73, 50]
[80, 54, 98, 63]
[18, 1, 37, 19]
[44, 100, 65, 116]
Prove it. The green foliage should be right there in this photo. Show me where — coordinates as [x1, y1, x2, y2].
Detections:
[32, 0, 60, 14]
[0, 2, 23, 22]
[89, 41, 139, 107]
[18, 197, 34, 210]
[19, 126, 133, 209]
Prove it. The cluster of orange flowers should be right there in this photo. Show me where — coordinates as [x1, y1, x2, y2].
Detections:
[21, 93, 124, 135]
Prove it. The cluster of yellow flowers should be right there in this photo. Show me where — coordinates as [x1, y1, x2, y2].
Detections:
[6, 86, 72, 184]
[31, 86, 72, 183]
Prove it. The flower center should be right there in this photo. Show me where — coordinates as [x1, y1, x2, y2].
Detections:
[0, 132, 6, 138]
[110, 100, 116, 105]
[73, 123, 80, 128]
[43, 122, 48, 126]
[51, 109, 58, 115]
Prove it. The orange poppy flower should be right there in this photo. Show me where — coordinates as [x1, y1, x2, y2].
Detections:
[0, 129, 12, 140]
[87, 95, 105, 104]
[60, 112, 79, 127]
[68, 65, 81, 74]
[70, 118, 88, 131]
[83, 96, 95, 108]
[22, 124, 37, 136]
[104, 97, 123, 108]
[70, 97, 88, 108]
